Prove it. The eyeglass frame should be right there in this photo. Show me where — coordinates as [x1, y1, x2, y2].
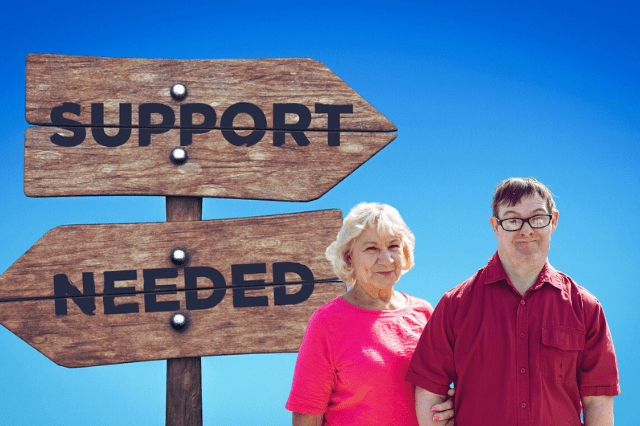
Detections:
[494, 214, 553, 232]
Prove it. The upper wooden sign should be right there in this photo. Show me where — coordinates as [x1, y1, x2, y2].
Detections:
[0, 209, 345, 367]
[24, 53, 397, 200]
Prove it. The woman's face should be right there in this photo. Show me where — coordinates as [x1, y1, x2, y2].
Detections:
[348, 227, 405, 291]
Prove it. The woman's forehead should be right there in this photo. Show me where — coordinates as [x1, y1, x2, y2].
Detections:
[356, 227, 401, 244]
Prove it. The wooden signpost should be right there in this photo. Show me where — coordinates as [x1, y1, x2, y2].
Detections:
[1, 53, 398, 425]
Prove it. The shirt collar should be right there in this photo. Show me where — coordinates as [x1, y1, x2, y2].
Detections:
[482, 251, 565, 292]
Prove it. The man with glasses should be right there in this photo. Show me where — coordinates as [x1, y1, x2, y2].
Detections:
[406, 177, 619, 425]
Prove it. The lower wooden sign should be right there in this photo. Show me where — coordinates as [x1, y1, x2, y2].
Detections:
[0, 209, 345, 367]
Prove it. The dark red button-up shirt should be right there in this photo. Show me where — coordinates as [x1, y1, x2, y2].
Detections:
[406, 252, 620, 426]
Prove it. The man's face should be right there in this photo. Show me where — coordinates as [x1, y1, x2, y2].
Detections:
[491, 194, 559, 269]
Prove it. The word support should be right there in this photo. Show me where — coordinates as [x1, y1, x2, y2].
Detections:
[50, 102, 354, 147]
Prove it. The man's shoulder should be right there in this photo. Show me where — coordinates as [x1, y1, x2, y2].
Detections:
[440, 264, 491, 303]
[546, 267, 602, 307]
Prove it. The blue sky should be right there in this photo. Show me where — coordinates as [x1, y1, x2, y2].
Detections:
[1, 0, 638, 424]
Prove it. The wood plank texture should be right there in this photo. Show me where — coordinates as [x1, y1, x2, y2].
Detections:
[24, 127, 396, 199]
[25, 53, 396, 131]
[0, 210, 346, 367]
[166, 357, 202, 426]
[0, 282, 344, 367]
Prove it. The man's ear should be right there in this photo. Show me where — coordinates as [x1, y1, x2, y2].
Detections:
[490, 216, 500, 237]
[551, 210, 559, 233]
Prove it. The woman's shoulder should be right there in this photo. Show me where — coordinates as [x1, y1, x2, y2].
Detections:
[404, 293, 434, 314]
[309, 295, 351, 320]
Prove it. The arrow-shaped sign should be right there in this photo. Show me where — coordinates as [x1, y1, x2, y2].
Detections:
[0, 209, 345, 368]
[24, 54, 396, 200]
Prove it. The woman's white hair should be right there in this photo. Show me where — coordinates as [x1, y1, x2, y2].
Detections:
[325, 202, 415, 288]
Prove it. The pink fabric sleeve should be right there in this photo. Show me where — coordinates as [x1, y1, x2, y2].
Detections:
[285, 311, 335, 415]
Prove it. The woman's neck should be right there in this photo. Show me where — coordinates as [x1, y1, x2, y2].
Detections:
[342, 284, 407, 310]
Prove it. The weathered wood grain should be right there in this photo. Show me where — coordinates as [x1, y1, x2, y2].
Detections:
[0, 281, 344, 367]
[25, 53, 396, 132]
[24, 127, 395, 199]
[0, 210, 342, 300]
[166, 357, 202, 426]
[0, 209, 346, 367]
[165, 196, 203, 426]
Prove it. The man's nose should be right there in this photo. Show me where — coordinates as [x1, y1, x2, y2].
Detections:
[520, 221, 534, 234]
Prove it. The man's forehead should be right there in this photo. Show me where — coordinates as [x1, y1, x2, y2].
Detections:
[497, 194, 549, 215]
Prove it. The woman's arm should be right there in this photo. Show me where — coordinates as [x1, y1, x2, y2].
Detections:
[416, 386, 448, 426]
[292, 412, 323, 426]
[430, 387, 455, 424]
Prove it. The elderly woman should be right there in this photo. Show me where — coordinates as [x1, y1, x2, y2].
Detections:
[286, 202, 454, 425]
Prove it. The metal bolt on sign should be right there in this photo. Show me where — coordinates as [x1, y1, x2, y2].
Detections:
[170, 148, 188, 165]
[171, 249, 188, 266]
[171, 83, 187, 101]
[170, 313, 188, 331]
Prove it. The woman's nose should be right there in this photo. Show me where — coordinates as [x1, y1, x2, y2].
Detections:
[378, 249, 393, 264]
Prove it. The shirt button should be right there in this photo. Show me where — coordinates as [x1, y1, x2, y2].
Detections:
[521, 368, 526, 373]
[521, 403, 527, 409]
[520, 300, 526, 305]
[520, 333, 526, 338]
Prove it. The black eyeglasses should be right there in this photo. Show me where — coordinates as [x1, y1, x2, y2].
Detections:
[494, 214, 553, 231]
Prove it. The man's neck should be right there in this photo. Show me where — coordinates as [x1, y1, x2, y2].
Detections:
[500, 256, 546, 296]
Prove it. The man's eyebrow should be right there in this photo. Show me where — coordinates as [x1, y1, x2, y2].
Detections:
[502, 208, 548, 217]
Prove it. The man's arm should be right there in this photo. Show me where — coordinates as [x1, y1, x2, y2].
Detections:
[582, 396, 613, 426]
[416, 386, 448, 426]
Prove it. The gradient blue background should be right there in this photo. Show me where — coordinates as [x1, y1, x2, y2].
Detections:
[1, 0, 638, 424]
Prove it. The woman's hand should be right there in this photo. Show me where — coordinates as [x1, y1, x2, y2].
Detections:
[430, 387, 455, 425]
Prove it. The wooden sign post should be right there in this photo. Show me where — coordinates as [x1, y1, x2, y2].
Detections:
[166, 196, 203, 426]
[0, 53, 398, 424]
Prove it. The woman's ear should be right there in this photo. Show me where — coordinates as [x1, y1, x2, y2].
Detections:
[402, 245, 410, 270]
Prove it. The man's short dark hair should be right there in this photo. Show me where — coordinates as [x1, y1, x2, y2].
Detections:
[491, 177, 556, 218]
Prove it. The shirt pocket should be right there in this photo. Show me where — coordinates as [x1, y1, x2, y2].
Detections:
[540, 326, 585, 384]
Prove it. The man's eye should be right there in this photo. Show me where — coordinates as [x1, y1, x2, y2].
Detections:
[506, 219, 520, 226]
[530, 216, 544, 226]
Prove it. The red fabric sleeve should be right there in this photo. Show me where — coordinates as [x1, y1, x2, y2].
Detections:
[578, 293, 621, 397]
[405, 293, 456, 396]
